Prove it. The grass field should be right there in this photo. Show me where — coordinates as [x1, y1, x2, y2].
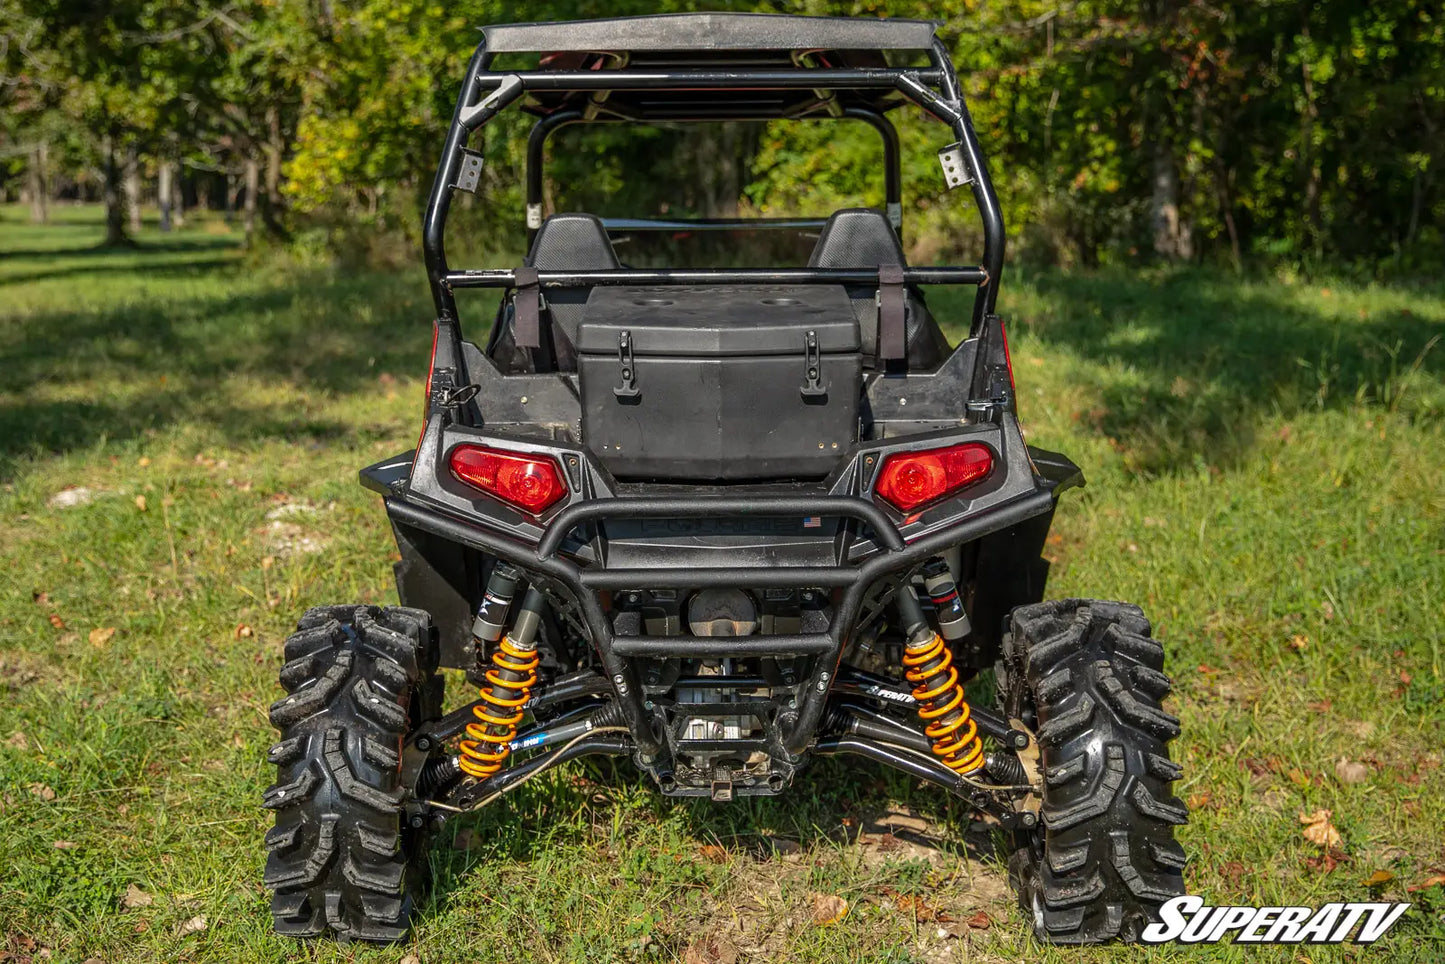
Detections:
[1, 204, 1443, 963]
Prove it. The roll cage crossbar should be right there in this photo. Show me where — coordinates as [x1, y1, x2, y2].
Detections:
[422, 31, 1005, 343]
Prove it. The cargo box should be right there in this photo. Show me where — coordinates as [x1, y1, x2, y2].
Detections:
[577, 285, 861, 480]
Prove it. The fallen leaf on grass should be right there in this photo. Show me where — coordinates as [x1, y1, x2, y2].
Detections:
[1305, 850, 1350, 873]
[889, 891, 947, 923]
[810, 893, 849, 926]
[1185, 791, 1212, 810]
[52, 840, 76, 850]
[32, 591, 51, 607]
[47, 613, 65, 630]
[135, 496, 147, 512]
[27, 783, 56, 801]
[234, 624, 253, 639]
[121, 884, 153, 910]
[1335, 758, 1369, 785]
[1287, 768, 1311, 788]
[965, 910, 992, 929]
[399, 955, 422, 964]
[1300, 809, 1343, 849]
[1408, 873, 1445, 893]
[1289, 634, 1308, 651]
[137, 456, 151, 467]
[5, 732, 27, 750]
[697, 844, 729, 864]
[1364, 870, 1395, 887]
[683, 936, 738, 964]
[88, 627, 115, 647]
[177, 916, 207, 936]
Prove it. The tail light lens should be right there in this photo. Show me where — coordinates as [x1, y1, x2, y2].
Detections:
[874, 442, 993, 513]
[449, 445, 568, 515]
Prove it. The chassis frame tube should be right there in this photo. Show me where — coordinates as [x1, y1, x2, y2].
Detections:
[444, 266, 988, 289]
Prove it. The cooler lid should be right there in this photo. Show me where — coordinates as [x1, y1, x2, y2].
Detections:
[576, 285, 861, 356]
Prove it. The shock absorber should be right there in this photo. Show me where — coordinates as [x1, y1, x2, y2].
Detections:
[922, 557, 971, 643]
[897, 586, 985, 775]
[458, 577, 547, 780]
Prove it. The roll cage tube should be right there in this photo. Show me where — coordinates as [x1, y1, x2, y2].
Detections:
[421, 30, 1005, 336]
[522, 106, 905, 248]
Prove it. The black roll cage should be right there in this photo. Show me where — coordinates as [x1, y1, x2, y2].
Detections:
[421, 33, 1006, 356]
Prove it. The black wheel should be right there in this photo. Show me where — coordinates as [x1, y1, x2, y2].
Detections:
[999, 599, 1187, 944]
[263, 605, 440, 942]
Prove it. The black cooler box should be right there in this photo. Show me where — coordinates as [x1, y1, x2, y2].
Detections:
[576, 285, 862, 480]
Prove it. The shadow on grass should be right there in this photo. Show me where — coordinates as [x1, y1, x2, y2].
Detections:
[424, 753, 1002, 924]
[1010, 270, 1445, 472]
[0, 256, 238, 288]
[0, 232, 461, 476]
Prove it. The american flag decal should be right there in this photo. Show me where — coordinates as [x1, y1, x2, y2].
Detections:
[802, 516, 822, 528]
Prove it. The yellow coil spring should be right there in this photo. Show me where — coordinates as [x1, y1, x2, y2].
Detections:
[902, 632, 985, 775]
[457, 635, 540, 780]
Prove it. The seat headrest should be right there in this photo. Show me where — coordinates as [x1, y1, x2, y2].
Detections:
[808, 208, 906, 269]
[526, 213, 621, 271]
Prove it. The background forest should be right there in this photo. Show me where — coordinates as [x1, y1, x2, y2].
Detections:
[3, 0, 1442, 273]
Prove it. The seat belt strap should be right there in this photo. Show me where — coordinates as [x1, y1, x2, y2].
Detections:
[878, 263, 907, 364]
[513, 266, 541, 349]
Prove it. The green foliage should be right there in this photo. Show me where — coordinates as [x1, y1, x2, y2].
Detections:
[3, 3, 1443, 266]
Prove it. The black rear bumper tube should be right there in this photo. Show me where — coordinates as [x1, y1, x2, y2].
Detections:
[384, 486, 1054, 762]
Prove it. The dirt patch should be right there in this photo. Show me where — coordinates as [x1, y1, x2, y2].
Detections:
[675, 804, 1015, 960]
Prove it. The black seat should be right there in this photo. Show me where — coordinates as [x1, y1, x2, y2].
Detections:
[808, 208, 950, 370]
[490, 213, 620, 372]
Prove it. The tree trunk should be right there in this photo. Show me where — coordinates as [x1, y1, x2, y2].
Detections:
[223, 171, 235, 223]
[158, 160, 175, 232]
[102, 134, 129, 246]
[28, 144, 49, 224]
[260, 108, 290, 240]
[174, 169, 185, 229]
[1299, 18, 1323, 257]
[1150, 143, 1191, 260]
[243, 155, 259, 241]
[123, 144, 142, 236]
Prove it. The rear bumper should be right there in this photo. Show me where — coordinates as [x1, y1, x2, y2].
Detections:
[380, 483, 1055, 759]
[363, 411, 1076, 764]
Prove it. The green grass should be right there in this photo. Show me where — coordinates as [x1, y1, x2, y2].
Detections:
[1, 204, 1443, 962]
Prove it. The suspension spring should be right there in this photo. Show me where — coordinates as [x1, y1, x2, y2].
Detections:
[898, 587, 985, 775]
[458, 584, 546, 780]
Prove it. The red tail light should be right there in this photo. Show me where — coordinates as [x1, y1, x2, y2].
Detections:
[449, 445, 568, 515]
[874, 442, 993, 513]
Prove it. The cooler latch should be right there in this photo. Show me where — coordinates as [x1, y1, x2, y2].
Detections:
[800, 329, 826, 399]
[613, 329, 640, 399]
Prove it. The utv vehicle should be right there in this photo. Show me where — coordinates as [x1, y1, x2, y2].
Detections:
[263, 13, 1186, 946]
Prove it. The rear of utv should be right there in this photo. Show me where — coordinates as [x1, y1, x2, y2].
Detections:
[261, 13, 1187, 946]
